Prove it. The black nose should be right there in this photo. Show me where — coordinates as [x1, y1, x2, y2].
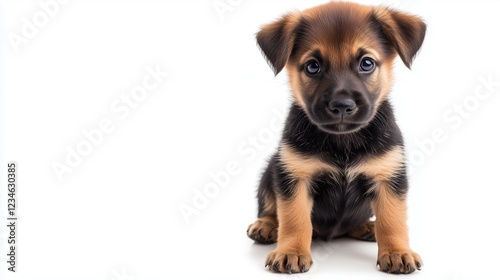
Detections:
[328, 99, 356, 115]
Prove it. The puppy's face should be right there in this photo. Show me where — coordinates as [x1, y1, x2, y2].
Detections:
[257, 2, 425, 134]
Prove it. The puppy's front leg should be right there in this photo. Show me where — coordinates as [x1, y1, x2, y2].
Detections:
[266, 180, 313, 273]
[373, 183, 423, 274]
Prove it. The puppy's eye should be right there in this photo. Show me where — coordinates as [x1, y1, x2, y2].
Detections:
[359, 57, 376, 73]
[305, 60, 321, 75]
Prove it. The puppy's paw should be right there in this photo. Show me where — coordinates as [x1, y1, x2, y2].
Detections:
[247, 217, 277, 244]
[377, 249, 422, 274]
[347, 221, 376, 242]
[265, 250, 312, 273]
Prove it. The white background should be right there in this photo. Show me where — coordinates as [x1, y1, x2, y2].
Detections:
[2, 0, 500, 279]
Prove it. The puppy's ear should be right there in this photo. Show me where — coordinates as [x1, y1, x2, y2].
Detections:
[256, 12, 301, 75]
[373, 7, 426, 69]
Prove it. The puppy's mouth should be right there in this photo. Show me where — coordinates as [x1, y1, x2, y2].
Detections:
[308, 110, 371, 134]
[316, 121, 366, 134]
[302, 101, 375, 134]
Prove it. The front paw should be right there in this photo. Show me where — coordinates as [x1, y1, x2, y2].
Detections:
[377, 249, 422, 274]
[265, 249, 312, 273]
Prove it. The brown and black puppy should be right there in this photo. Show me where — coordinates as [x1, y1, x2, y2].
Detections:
[246, 2, 426, 274]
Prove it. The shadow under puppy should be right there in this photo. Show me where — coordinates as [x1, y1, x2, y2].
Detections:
[247, 1, 426, 274]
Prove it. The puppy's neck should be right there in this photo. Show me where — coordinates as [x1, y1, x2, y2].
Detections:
[282, 100, 403, 158]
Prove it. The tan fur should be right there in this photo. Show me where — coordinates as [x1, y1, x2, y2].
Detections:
[276, 181, 313, 251]
[280, 143, 339, 179]
[372, 182, 422, 273]
[247, 215, 278, 244]
[373, 184, 408, 249]
[374, 58, 394, 107]
[348, 145, 404, 182]
[261, 192, 277, 217]
[266, 180, 313, 272]
[257, 215, 278, 226]
[347, 220, 375, 241]
[282, 144, 404, 184]
[286, 65, 306, 109]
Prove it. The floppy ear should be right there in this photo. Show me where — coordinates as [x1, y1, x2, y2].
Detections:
[256, 12, 301, 75]
[373, 7, 426, 69]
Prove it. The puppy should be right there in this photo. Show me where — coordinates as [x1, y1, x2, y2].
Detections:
[246, 2, 426, 274]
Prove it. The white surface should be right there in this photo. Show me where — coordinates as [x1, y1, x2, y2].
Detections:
[1, 0, 500, 279]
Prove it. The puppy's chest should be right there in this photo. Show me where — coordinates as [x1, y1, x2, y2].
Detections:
[280, 143, 404, 191]
[309, 159, 375, 196]
[308, 160, 375, 239]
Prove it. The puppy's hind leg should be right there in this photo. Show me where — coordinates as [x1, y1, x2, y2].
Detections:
[247, 155, 278, 244]
[347, 220, 376, 242]
[247, 215, 278, 244]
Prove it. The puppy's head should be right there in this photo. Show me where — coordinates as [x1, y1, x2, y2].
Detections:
[257, 2, 426, 134]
